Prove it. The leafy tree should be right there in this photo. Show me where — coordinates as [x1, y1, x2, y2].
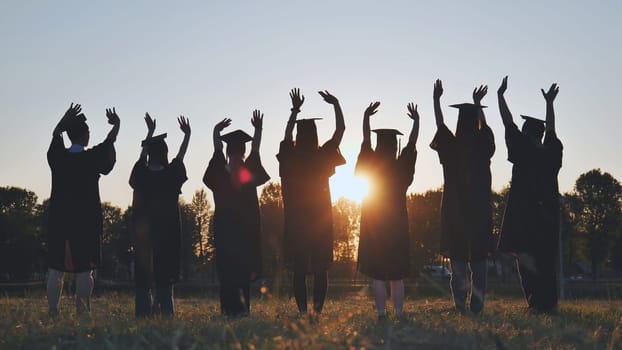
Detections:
[332, 197, 360, 262]
[0, 186, 42, 280]
[573, 169, 622, 279]
[259, 182, 284, 278]
[407, 189, 443, 275]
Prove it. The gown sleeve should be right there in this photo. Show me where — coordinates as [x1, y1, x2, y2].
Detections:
[429, 124, 455, 164]
[398, 141, 418, 187]
[277, 140, 295, 178]
[354, 140, 374, 177]
[89, 139, 116, 175]
[505, 123, 526, 164]
[479, 124, 496, 160]
[129, 160, 147, 190]
[319, 138, 347, 177]
[203, 150, 228, 190]
[544, 131, 563, 172]
[169, 157, 189, 193]
[246, 151, 271, 187]
[47, 134, 65, 168]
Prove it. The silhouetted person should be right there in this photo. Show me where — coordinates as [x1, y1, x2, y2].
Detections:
[278, 88, 346, 318]
[497, 77, 563, 314]
[204, 111, 270, 317]
[129, 114, 190, 318]
[430, 80, 495, 315]
[355, 101, 419, 319]
[46, 103, 120, 316]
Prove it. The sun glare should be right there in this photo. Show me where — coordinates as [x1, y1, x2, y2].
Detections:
[329, 166, 369, 204]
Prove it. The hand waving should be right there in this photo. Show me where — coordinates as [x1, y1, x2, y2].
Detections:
[144, 113, 156, 133]
[64, 103, 82, 119]
[251, 110, 263, 129]
[364, 101, 380, 118]
[215, 118, 232, 132]
[473, 85, 488, 105]
[318, 90, 339, 105]
[290, 88, 305, 110]
[178, 116, 190, 135]
[106, 107, 120, 125]
[433, 79, 443, 100]
[541, 83, 559, 103]
[498, 76, 508, 96]
[407, 102, 419, 122]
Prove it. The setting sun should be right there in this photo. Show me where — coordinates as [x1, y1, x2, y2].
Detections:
[329, 164, 369, 203]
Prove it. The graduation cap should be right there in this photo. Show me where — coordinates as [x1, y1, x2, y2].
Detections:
[295, 118, 322, 147]
[295, 118, 322, 130]
[220, 129, 253, 145]
[373, 128, 402, 152]
[520, 115, 546, 134]
[141, 133, 167, 147]
[450, 103, 486, 136]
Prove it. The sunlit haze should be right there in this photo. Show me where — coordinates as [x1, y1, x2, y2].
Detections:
[1, 1, 620, 207]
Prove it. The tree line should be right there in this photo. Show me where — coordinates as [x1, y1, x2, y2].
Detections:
[1, 168, 620, 282]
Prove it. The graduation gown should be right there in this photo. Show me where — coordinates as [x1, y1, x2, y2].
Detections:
[498, 125, 563, 254]
[430, 124, 495, 261]
[47, 135, 116, 272]
[129, 158, 187, 286]
[355, 141, 416, 280]
[204, 151, 270, 275]
[277, 139, 346, 273]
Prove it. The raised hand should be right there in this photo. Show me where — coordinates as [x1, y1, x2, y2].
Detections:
[318, 90, 339, 105]
[290, 88, 305, 110]
[64, 103, 82, 119]
[433, 79, 444, 100]
[364, 101, 380, 118]
[473, 85, 488, 105]
[498, 76, 508, 96]
[541, 83, 559, 103]
[178, 116, 191, 135]
[144, 113, 156, 133]
[251, 110, 263, 129]
[105, 108, 120, 125]
[407, 102, 419, 122]
[215, 118, 232, 132]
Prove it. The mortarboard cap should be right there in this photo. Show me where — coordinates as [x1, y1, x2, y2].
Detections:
[372, 128, 404, 136]
[520, 115, 546, 125]
[141, 133, 167, 147]
[295, 118, 323, 126]
[220, 129, 253, 144]
[449, 103, 488, 111]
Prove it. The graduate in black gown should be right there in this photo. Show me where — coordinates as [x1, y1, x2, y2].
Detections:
[46, 103, 120, 316]
[204, 111, 270, 317]
[277, 88, 346, 318]
[129, 114, 190, 318]
[430, 80, 495, 314]
[355, 101, 419, 318]
[496, 77, 563, 314]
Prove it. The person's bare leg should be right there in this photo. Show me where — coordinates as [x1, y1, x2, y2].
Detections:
[390, 280, 405, 316]
[75, 270, 94, 314]
[46, 268, 65, 316]
[372, 280, 387, 317]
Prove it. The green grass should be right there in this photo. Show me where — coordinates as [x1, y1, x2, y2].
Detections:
[1, 291, 621, 349]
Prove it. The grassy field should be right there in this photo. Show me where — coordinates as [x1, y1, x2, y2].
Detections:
[1, 290, 621, 349]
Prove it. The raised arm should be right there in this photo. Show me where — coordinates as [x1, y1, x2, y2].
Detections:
[176, 116, 191, 161]
[473, 84, 489, 127]
[318, 90, 345, 145]
[105, 107, 121, 143]
[497, 76, 516, 129]
[407, 102, 420, 145]
[363, 102, 380, 144]
[213, 118, 231, 152]
[433, 79, 445, 128]
[284, 88, 304, 141]
[541, 83, 559, 135]
[139, 113, 156, 161]
[251, 109, 263, 152]
[54, 103, 82, 137]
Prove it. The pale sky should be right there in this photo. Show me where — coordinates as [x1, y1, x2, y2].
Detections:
[1, 1, 620, 207]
